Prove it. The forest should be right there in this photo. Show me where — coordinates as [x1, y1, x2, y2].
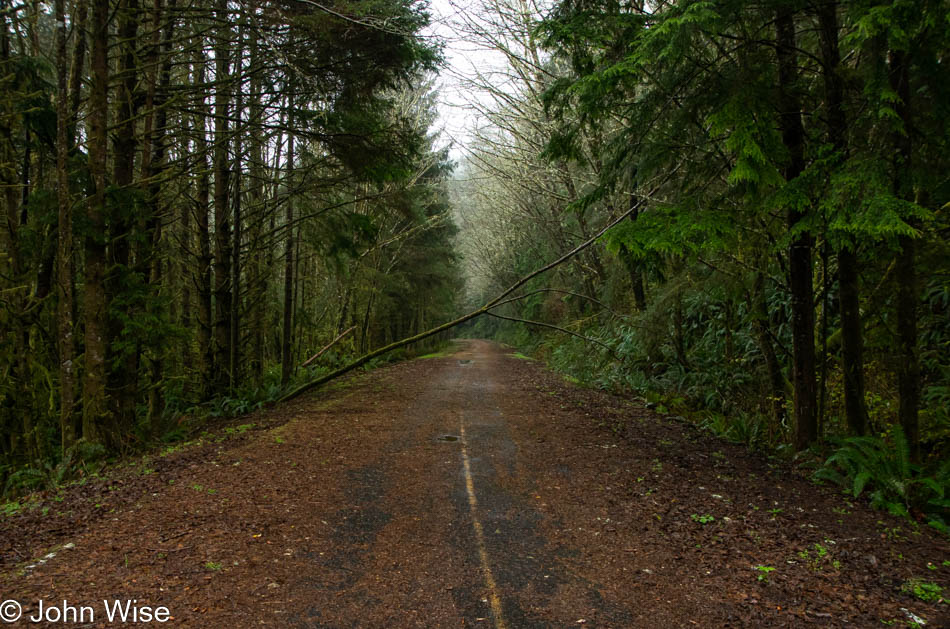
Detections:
[0, 0, 461, 483]
[1, 0, 949, 534]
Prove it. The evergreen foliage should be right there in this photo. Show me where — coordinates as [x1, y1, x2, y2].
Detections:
[0, 0, 461, 491]
[454, 0, 950, 527]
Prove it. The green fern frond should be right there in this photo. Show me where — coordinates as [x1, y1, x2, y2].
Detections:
[853, 471, 872, 497]
[813, 467, 847, 487]
[816, 426, 950, 529]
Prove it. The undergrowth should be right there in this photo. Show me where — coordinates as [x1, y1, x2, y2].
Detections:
[2, 439, 107, 497]
[2, 341, 437, 501]
[492, 303, 950, 535]
[814, 427, 950, 535]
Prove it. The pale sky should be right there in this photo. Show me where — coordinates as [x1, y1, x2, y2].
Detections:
[423, 0, 512, 163]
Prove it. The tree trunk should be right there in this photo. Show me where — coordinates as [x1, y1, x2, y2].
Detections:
[748, 272, 787, 430]
[55, 0, 77, 454]
[337, 285, 351, 335]
[82, 0, 110, 445]
[620, 246, 647, 312]
[194, 50, 214, 397]
[142, 0, 175, 431]
[66, 0, 88, 147]
[246, 35, 265, 383]
[230, 19, 246, 388]
[108, 0, 141, 433]
[889, 48, 920, 461]
[25, 57, 57, 303]
[281, 132, 295, 387]
[776, 7, 817, 450]
[361, 280, 377, 354]
[838, 248, 868, 433]
[0, 0, 17, 282]
[231, 171, 242, 388]
[0, 0, 32, 461]
[818, 0, 868, 436]
[179, 154, 193, 385]
[672, 291, 688, 369]
[623, 197, 647, 310]
[213, 0, 233, 393]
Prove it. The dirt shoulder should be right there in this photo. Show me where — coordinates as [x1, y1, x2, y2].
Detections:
[1, 340, 947, 627]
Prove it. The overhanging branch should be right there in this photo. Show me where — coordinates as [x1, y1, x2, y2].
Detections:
[485, 312, 617, 357]
[276, 204, 636, 404]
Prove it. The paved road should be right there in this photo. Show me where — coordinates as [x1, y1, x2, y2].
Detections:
[282, 339, 631, 627]
[7, 339, 947, 628]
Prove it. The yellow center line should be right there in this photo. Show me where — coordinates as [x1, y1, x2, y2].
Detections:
[459, 420, 508, 629]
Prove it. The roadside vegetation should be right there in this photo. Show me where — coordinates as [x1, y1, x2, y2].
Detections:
[450, 0, 950, 535]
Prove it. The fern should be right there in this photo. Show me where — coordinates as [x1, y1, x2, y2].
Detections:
[3, 468, 46, 495]
[1, 439, 107, 498]
[815, 427, 950, 530]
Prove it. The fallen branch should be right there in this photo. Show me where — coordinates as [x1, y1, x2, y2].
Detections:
[300, 326, 355, 368]
[277, 205, 635, 404]
[489, 287, 627, 319]
[277, 309, 487, 404]
[482, 206, 634, 309]
[485, 312, 618, 357]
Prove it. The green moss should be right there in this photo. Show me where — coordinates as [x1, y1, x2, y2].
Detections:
[508, 352, 534, 360]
